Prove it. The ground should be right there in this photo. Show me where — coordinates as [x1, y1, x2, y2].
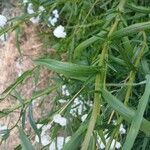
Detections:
[0, 2, 55, 149]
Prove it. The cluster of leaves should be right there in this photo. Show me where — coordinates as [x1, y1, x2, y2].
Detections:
[0, 0, 150, 149]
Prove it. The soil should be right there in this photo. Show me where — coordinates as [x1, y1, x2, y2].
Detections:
[0, 1, 55, 149]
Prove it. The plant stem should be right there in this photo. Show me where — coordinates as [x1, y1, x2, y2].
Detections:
[118, 0, 128, 12]
[124, 32, 147, 105]
[81, 16, 119, 150]
[0, 85, 57, 119]
[111, 32, 147, 149]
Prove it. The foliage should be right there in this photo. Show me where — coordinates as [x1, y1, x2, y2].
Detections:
[0, 0, 150, 150]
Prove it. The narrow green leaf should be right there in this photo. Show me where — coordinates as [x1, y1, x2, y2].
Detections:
[13, 90, 24, 105]
[109, 55, 126, 66]
[22, 110, 26, 130]
[15, 27, 22, 55]
[0, 128, 10, 140]
[0, 110, 9, 118]
[88, 135, 96, 150]
[19, 127, 34, 150]
[33, 67, 40, 85]
[73, 31, 107, 58]
[63, 123, 87, 150]
[120, 21, 133, 57]
[101, 89, 150, 135]
[0, 70, 33, 100]
[31, 85, 58, 100]
[34, 58, 99, 81]
[122, 36, 133, 57]
[111, 21, 150, 39]
[127, 3, 150, 14]
[14, 144, 22, 150]
[123, 75, 150, 150]
[29, 105, 41, 143]
[141, 59, 150, 75]
[112, 41, 135, 70]
[142, 137, 149, 150]
[0, 85, 57, 119]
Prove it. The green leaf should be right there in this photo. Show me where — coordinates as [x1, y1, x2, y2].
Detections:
[19, 127, 34, 150]
[101, 89, 150, 135]
[29, 105, 41, 143]
[13, 90, 24, 105]
[0, 110, 10, 118]
[22, 110, 26, 130]
[34, 58, 99, 81]
[0, 70, 33, 100]
[123, 75, 150, 150]
[127, 3, 150, 14]
[14, 144, 22, 150]
[63, 123, 87, 150]
[88, 135, 96, 150]
[142, 137, 149, 150]
[0, 85, 57, 119]
[112, 41, 135, 70]
[141, 59, 150, 75]
[111, 21, 150, 39]
[33, 67, 41, 85]
[119, 22, 133, 57]
[31, 85, 58, 100]
[73, 31, 107, 58]
[0, 129, 10, 140]
[15, 27, 22, 55]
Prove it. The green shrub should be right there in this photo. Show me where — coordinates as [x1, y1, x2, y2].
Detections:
[0, 0, 150, 149]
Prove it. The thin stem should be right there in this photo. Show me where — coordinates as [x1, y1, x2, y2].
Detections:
[106, 80, 146, 87]
[81, 73, 101, 150]
[118, 0, 128, 12]
[81, 16, 119, 150]
[0, 85, 57, 119]
[124, 32, 147, 105]
[111, 32, 147, 149]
